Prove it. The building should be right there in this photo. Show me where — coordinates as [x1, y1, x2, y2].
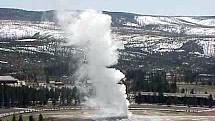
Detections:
[166, 72, 185, 84]
[0, 76, 18, 84]
[0, 76, 24, 86]
[196, 74, 215, 85]
[48, 81, 65, 88]
[133, 91, 213, 99]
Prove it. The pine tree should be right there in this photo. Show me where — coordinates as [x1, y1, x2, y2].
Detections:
[0, 85, 3, 107]
[29, 115, 35, 121]
[38, 114, 43, 121]
[18, 115, 23, 121]
[208, 94, 213, 108]
[158, 91, 164, 104]
[12, 114, 16, 121]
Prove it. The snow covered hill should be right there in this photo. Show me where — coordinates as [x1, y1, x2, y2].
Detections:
[110, 13, 215, 36]
[0, 8, 215, 72]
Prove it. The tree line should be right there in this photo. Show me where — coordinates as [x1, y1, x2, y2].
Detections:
[125, 69, 176, 93]
[135, 92, 214, 108]
[0, 85, 80, 108]
[1, 114, 44, 121]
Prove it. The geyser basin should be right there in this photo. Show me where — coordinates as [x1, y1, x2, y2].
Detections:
[58, 9, 129, 118]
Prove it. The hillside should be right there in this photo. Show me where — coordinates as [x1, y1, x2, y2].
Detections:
[0, 8, 215, 80]
[0, 8, 55, 21]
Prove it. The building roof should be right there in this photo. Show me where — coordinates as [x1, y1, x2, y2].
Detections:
[199, 74, 215, 77]
[0, 76, 18, 83]
[55, 82, 64, 85]
[0, 61, 8, 64]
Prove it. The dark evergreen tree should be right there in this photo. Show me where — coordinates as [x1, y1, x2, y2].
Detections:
[190, 89, 194, 94]
[12, 114, 16, 121]
[18, 115, 23, 121]
[29, 115, 35, 121]
[0, 85, 3, 107]
[38, 88, 47, 105]
[166, 97, 172, 106]
[71, 87, 78, 99]
[181, 88, 185, 93]
[183, 69, 196, 83]
[158, 91, 164, 104]
[52, 88, 60, 106]
[135, 92, 142, 104]
[60, 87, 66, 105]
[208, 94, 213, 108]
[4, 86, 10, 107]
[66, 88, 72, 105]
[49, 88, 56, 105]
[170, 82, 177, 93]
[38, 114, 43, 121]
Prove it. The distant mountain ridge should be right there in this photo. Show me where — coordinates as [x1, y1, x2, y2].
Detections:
[1, 8, 215, 26]
[0, 8, 55, 21]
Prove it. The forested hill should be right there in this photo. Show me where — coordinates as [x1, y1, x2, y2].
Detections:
[0, 8, 55, 21]
[0, 8, 215, 81]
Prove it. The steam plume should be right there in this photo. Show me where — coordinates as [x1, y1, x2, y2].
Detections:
[58, 9, 128, 117]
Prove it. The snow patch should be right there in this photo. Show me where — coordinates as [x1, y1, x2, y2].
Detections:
[198, 40, 215, 57]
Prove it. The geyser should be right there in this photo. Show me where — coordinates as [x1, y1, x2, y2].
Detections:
[58, 10, 129, 118]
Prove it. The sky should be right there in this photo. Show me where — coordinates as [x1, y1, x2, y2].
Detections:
[0, 0, 215, 16]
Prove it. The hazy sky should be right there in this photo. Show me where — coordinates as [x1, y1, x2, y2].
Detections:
[1, 0, 215, 16]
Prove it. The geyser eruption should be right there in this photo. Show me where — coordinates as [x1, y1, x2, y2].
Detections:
[58, 10, 129, 118]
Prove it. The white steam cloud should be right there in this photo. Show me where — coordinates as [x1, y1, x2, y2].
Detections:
[58, 9, 128, 117]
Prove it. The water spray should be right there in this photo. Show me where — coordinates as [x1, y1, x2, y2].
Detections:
[58, 9, 129, 118]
